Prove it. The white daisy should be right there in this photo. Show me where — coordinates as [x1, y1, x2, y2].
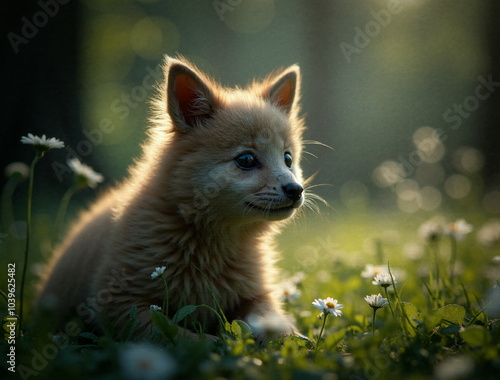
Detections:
[21, 133, 64, 153]
[444, 219, 473, 241]
[361, 264, 386, 279]
[364, 294, 389, 309]
[67, 158, 104, 189]
[312, 297, 344, 317]
[150, 305, 162, 311]
[276, 281, 301, 302]
[151, 266, 166, 279]
[4, 162, 30, 180]
[476, 220, 500, 246]
[434, 355, 474, 380]
[289, 271, 305, 285]
[418, 220, 443, 242]
[372, 272, 396, 287]
[119, 343, 176, 380]
[246, 313, 290, 336]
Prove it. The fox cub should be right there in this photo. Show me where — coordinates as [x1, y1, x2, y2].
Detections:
[37, 56, 308, 339]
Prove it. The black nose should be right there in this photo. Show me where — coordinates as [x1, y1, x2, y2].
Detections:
[283, 183, 304, 202]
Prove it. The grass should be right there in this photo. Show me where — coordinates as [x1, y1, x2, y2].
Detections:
[1, 144, 500, 379]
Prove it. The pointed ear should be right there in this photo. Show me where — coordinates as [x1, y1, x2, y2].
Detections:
[167, 60, 216, 132]
[263, 65, 300, 114]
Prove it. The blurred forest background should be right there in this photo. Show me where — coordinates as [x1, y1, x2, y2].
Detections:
[1, 0, 500, 229]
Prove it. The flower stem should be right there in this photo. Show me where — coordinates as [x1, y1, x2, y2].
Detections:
[388, 263, 417, 335]
[383, 286, 394, 318]
[449, 236, 457, 284]
[53, 185, 77, 243]
[19, 154, 41, 332]
[372, 308, 377, 335]
[315, 313, 328, 353]
[431, 242, 441, 305]
[161, 275, 169, 317]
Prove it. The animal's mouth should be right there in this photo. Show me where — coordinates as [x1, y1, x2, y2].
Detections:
[245, 202, 297, 213]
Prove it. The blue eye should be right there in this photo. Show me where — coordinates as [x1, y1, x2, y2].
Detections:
[284, 153, 292, 168]
[235, 153, 258, 170]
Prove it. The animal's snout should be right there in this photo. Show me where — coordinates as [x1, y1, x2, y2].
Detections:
[282, 183, 303, 202]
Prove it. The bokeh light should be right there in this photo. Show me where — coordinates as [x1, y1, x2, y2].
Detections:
[395, 179, 419, 200]
[397, 192, 420, 213]
[130, 17, 180, 60]
[417, 186, 442, 211]
[412, 126, 445, 164]
[453, 147, 485, 173]
[372, 161, 405, 188]
[84, 14, 136, 82]
[444, 174, 472, 199]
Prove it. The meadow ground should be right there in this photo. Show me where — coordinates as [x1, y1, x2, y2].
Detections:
[1, 138, 499, 379]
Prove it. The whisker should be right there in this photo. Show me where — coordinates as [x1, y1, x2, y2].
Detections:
[302, 139, 335, 151]
[241, 194, 257, 216]
[303, 150, 318, 159]
[305, 183, 334, 190]
[298, 185, 333, 217]
[303, 171, 323, 187]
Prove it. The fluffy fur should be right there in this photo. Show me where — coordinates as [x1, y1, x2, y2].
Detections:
[36, 56, 308, 339]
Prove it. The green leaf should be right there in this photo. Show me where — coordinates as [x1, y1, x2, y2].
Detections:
[172, 305, 199, 325]
[323, 328, 346, 349]
[401, 302, 420, 336]
[460, 325, 492, 346]
[345, 325, 363, 335]
[235, 320, 252, 336]
[150, 309, 178, 340]
[439, 304, 466, 325]
[427, 304, 465, 330]
[231, 319, 253, 338]
[231, 320, 242, 337]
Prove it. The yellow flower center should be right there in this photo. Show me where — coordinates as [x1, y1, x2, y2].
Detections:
[326, 302, 336, 309]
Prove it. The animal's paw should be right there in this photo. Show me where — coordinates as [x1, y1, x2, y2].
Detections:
[291, 330, 313, 344]
[245, 313, 310, 345]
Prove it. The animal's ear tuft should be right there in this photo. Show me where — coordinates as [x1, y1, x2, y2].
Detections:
[166, 59, 216, 132]
[263, 65, 300, 114]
